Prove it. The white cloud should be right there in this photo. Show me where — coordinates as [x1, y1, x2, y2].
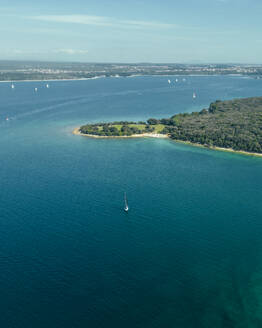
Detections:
[12, 49, 28, 54]
[33, 15, 112, 27]
[0, 49, 89, 56]
[30, 15, 178, 30]
[53, 49, 89, 55]
[0, 49, 35, 55]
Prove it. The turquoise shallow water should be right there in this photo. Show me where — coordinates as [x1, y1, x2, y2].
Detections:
[1, 76, 262, 327]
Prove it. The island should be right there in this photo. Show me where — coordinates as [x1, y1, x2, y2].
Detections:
[74, 96, 262, 156]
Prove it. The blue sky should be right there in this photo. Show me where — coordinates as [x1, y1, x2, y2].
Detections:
[1, 0, 262, 63]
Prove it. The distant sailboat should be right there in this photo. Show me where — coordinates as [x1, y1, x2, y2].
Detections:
[175, 78, 178, 82]
[168, 79, 171, 84]
[124, 192, 129, 212]
[6, 117, 9, 121]
[46, 84, 49, 88]
[193, 92, 197, 99]
[34, 87, 38, 92]
[11, 84, 15, 89]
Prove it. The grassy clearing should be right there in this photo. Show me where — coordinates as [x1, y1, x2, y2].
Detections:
[154, 124, 165, 133]
[108, 123, 165, 133]
[80, 122, 166, 136]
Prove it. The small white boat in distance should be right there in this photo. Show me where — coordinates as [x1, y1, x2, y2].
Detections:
[168, 79, 171, 84]
[124, 192, 129, 212]
[6, 117, 9, 121]
[11, 84, 15, 89]
[175, 78, 178, 82]
[34, 87, 38, 92]
[193, 92, 197, 99]
[46, 84, 49, 88]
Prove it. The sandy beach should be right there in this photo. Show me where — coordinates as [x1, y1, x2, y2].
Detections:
[73, 127, 169, 139]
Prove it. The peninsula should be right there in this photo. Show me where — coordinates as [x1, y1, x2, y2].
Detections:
[75, 97, 262, 155]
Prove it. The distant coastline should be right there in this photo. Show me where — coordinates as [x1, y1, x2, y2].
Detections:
[0, 76, 106, 83]
[0, 74, 252, 83]
[1, 61, 261, 82]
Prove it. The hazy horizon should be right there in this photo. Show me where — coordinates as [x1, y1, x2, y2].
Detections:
[1, 0, 262, 63]
[0, 59, 261, 66]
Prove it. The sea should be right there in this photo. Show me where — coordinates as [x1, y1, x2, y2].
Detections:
[1, 75, 262, 327]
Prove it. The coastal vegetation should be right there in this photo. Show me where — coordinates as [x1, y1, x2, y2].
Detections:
[167, 97, 262, 153]
[79, 97, 262, 154]
[79, 121, 165, 136]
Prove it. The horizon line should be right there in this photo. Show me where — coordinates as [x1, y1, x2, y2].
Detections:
[0, 59, 261, 66]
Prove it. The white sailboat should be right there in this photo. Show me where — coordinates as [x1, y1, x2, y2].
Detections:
[124, 192, 129, 212]
[193, 92, 197, 99]
[34, 87, 38, 92]
[168, 79, 171, 84]
[46, 84, 50, 88]
[11, 84, 15, 89]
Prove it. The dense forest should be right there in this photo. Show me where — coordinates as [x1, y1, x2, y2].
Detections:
[79, 97, 262, 153]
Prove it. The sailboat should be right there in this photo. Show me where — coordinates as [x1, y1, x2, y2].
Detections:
[168, 79, 171, 84]
[11, 84, 15, 89]
[193, 92, 197, 99]
[124, 192, 129, 212]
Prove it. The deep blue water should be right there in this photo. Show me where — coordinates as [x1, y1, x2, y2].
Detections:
[1, 76, 262, 327]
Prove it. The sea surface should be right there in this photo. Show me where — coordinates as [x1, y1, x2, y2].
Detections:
[1, 75, 262, 327]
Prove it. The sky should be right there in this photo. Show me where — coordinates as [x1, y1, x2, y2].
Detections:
[0, 0, 262, 63]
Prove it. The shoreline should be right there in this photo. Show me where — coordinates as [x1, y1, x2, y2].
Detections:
[0, 76, 106, 83]
[73, 127, 262, 157]
[0, 73, 247, 84]
[173, 139, 262, 158]
[73, 127, 169, 139]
